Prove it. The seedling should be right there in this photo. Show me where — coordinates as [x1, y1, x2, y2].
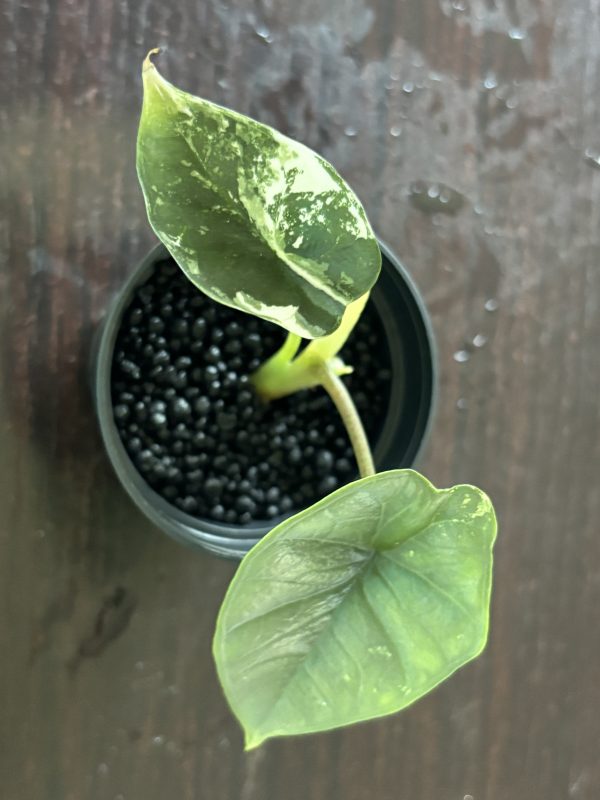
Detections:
[136, 50, 496, 749]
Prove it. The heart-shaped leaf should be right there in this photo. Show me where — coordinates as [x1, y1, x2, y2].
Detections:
[137, 52, 381, 338]
[213, 470, 497, 749]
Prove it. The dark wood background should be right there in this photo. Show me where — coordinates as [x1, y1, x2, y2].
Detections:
[1, 0, 599, 798]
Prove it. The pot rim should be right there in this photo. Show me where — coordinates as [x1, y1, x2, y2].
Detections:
[378, 237, 437, 465]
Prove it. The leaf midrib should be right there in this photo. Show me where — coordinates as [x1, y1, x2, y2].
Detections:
[242, 507, 466, 739]
[245, 546, 376, 739]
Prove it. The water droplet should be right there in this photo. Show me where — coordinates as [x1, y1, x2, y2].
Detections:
[483, 73, 498, 90]
[452, 0, 466, 10]
[97, 763, 109, 776]
[409, 181, 465, 215]
[152, 735, 165, 746]
[474, 202, 484, 215]
[473, 333, 488, 348]
[217, 78, 229, 89]
[453, 350, 470, 363]
[509, 27, 526, 40]
[344, 125, 357, 138]
[457, 398, 468, 410]
[484, 298, 499, 312]
[389, 125, 402, 137]
[342, 673, 352, 682]
[506, 96, 519, 109]
[255, 24, 272, 40]
[429, 71, 442, 82]
[407, 549, 415, 557]
[584, 147, 600, 169]
[402, 81, 415, 94]
[464, 795, 474, 800]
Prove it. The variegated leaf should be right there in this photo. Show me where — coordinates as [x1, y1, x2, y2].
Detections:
[137, 52, 381, 338]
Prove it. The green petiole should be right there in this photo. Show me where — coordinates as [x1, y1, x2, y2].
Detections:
[251, 292, 375, 478]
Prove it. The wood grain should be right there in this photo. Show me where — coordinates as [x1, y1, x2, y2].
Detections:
[1, 0, 599, 798]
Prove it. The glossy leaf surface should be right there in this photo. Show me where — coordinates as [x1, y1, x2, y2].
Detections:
[137, 53, 381, 338]
[213, 470, 497, 748]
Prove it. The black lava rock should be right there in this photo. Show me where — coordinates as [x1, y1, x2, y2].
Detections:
[111, 257, 391, 525]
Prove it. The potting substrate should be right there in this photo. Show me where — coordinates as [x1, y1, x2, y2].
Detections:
[111, 257, 392, 525]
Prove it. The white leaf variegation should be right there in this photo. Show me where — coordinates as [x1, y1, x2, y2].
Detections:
[137, 52, 381, 338]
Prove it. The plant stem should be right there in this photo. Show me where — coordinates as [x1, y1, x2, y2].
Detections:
[318, 363, 376, 479]
[251, 293, 370, 401]
[250, 295, 376, 476]
[296, 293, 369, 366]
[250, 333, 319, 400]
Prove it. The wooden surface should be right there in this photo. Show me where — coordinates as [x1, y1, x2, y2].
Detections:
[1, 1, 599, 798]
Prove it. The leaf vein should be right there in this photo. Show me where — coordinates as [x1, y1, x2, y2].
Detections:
[383, 554, 472, 621]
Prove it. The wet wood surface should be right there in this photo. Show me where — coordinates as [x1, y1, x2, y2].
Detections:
[1, 0, 599, 798]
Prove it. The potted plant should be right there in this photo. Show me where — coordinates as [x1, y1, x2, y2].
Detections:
[94, 50, 497, 749]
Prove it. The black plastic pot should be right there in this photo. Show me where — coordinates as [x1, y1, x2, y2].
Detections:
[93, 241, 436, 559]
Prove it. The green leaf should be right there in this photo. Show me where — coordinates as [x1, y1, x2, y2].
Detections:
[213, 470, 497, 749]
[136, 52, 381, 338]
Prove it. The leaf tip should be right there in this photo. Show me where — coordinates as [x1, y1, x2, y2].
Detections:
[243, 731, 266, 752]
[143, 47, 162, 73]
